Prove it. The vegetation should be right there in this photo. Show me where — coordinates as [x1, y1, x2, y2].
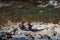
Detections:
[0, 0, 60, 25]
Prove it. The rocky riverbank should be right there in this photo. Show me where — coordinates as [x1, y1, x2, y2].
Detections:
[0, 21, 60, 40]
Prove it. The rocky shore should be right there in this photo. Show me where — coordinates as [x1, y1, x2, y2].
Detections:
[0, 21, 60, 40]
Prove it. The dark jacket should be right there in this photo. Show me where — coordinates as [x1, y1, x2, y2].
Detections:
[19, 24, 25, 30]
[28, 24, 32, 30]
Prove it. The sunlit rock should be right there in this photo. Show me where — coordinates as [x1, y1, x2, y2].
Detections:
[48, 0, 58, 6]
